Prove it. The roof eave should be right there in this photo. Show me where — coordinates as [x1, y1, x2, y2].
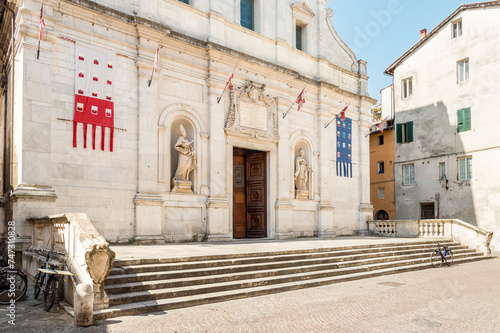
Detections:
[384, 2, 500, 75]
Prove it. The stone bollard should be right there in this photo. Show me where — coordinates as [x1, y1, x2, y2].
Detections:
[74, 283, 94, 327]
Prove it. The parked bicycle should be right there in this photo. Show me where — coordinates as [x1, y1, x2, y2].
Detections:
[430, 243, 454, 267]
[0, 262, 28, 304]
[33, 252, 72, 311]
[33, 252, 50, 301]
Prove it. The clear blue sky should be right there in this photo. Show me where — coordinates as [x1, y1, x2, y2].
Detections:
[327, 0, 476, 105]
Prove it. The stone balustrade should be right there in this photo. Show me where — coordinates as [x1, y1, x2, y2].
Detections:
[24, 213, 115, 310]
[419, 221, 445, 237]
[374, 222, 397, 236]
[367, 219, 493, 255]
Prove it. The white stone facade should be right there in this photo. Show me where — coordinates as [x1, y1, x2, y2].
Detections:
[386, 3, 500, 252]
[0, 0, 375, 248]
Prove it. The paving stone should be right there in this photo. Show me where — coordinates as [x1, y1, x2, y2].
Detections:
[0, 254, 498, 332]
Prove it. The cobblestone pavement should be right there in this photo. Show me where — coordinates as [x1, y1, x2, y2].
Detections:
[1, 259, 499, 333]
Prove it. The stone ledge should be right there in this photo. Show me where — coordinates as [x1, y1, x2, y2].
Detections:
[133, 193, 163, 206]
[205, 198, 229, 208]
[11, 184, 57, 202]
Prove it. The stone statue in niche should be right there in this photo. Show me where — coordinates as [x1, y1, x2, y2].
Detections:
[294, 148, 312, 199]
[172, 124, 197, 193]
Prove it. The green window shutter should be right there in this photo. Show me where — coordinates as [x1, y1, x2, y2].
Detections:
[457, 109, 464, 132]
[464, 107, 471, 131]
[406, 121, 414, 142]
[396, 123, 403, 143]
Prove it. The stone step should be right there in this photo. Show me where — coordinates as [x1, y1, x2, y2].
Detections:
[105, 247, 474, 294]
[105, 244, 470, 285]
[111, 239, 452, 268]
[112, 242, 463, 275]
[106, 251, 479, 305]
[95, 254, 492, 320]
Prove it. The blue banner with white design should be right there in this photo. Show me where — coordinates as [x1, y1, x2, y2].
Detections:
[336, 116, 352, 178]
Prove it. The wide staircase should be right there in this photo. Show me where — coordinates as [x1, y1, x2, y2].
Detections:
[94, 239, 491, 319]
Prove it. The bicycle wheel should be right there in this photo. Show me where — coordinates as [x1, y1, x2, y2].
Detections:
[445, 249, 454, 266]
[0, 270, 28, 304]
[0, 271, 9, 303]
[43, 276, 57, 311]
[430, 250, 442, 268]
[34, 271, 45, 299]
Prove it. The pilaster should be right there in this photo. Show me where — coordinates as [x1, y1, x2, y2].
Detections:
[357, 105, 372, 232]
[134, 27, 166, 240]
[275, 200, 294, 239]
[11, 11, 58, 242]
[205, 60, 231, 240]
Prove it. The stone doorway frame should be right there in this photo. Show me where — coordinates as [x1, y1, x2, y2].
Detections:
[227, 138, 277, 239]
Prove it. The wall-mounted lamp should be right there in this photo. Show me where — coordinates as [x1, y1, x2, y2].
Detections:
[441, 174, 449, 190]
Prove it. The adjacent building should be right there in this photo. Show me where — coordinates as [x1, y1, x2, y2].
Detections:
[385, 1, 500, 252]
[0, 0, 376, 256]
[370, 85, 395, 220]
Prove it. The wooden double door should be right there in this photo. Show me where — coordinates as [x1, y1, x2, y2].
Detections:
[233, 148, 267, 239]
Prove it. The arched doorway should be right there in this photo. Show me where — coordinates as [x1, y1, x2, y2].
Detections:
[375, 210, 389, 220]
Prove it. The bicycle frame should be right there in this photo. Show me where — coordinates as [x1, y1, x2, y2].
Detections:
[437, 244, 449, 263]
[431, 243, 454, 268]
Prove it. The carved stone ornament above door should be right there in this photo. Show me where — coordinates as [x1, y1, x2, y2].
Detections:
[225, 81, 279, 141]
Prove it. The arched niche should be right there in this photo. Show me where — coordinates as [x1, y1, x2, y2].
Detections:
[170, 119, 196, 187]
[289, 130, 316, 200]
[158, 104, 205, 193]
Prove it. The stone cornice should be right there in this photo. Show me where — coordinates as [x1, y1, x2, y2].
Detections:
[205, 198, 229, 208]
[61, 0, 372, 101]
[11, 184, 57, 202]
[134, 193, 163, 206]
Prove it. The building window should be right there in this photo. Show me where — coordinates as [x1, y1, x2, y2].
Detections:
[402, 77, 412, 99]
[403, 164, 415, 186]
[439, 162, 446, 180]
[452, 19, 462, 38]
[240, 0, 255, 31]
[378, 135, 384, 145]
[378, 161, 385, 174]
[296, 25, 303, 51]
[458, 156, 472, 180]
[396, 122, 413, 143]
[457, 107, 471, 132]
[421, 203, 435, 219]
[457, 58, 469, 82]
[378, 187, 385, 199]
[178, 0, 189, 3]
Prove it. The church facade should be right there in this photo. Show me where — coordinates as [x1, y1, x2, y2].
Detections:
[0, 0, 375, 249]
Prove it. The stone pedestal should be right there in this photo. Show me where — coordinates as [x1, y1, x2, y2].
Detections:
[74, 283, 93, 327]
[172, 180, 193, 193]
[295, 190, 309, 200]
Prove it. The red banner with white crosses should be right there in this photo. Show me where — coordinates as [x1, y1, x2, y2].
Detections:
[73, 43, 115, 151]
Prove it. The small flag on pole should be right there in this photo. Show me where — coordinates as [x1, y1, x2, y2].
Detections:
[378, 116, 389, 133]
[283, 87, 306, 119]
[37, 2, 45, 59]
[148, 43, 159, 87]
[324, 104, 349, 128]
[226, 71, 234, 90]
[340, 104, 348, 122]
[296, 88, 305, 111]
[217, 64, 237, 103]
